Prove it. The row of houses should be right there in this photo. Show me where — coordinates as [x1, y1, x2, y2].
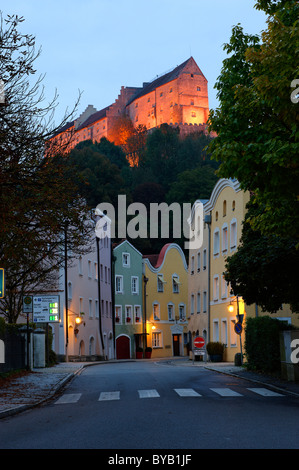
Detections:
[38, 178, 298, 362]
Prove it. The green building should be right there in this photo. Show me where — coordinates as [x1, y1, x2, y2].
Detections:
[113, 240, 144, 359]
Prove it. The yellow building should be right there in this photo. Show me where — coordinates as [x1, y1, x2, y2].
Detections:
[197, 178, 298, 362]
[143, 243, 188, 358]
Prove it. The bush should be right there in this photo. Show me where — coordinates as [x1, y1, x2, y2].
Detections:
[206, 342, 225, 356]
[245, 316, 291, 373]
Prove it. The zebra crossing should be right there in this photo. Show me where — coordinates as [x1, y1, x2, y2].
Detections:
[55, 386, 284, 404]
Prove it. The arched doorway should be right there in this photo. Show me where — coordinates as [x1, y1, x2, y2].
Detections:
[116, 335, 130, 359]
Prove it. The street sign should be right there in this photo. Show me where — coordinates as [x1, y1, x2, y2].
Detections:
[0, 268, 5, 298]
[234, 321, 243, 335]
[194, 336, 205, 349]
[33, 295, 60, 323]
[23, 295, 33, 313]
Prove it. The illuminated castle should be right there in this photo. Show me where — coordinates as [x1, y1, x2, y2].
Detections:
[50, 57, 210, 152]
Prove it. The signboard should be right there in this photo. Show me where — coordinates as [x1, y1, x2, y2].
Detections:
[234, 321, 243, 335]
[33, 295, 60, 323]
[0, 268, 5, 298]
[23, 295, 33, 314]
[194, 336, 205, 349]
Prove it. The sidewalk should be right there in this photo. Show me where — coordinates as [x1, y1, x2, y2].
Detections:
[1, 358, 299, 419]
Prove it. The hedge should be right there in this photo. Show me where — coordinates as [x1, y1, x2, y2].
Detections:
[245, 316, 293, 373]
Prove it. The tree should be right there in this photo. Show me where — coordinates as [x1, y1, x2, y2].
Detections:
[0, 13, 92, 323]
[166, 165, 218, 206]
[224, 202, 299, 313]
[207, 1, 299, 241]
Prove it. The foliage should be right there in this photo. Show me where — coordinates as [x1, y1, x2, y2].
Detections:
[245, 316, 292, 373]
[206, 342, 225, 356]
[0, 13, 92, 323]
[224, 202, 299, 313]
[207, 1, 299, 241]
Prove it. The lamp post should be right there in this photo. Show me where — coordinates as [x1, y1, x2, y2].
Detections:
[228, 295, 244, 364]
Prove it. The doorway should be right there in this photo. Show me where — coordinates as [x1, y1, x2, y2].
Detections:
[172, 334, 180, 356]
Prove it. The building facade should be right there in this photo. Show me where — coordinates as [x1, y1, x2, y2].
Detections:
[113, 240, 144, 359]
[143, 243, 188, 358]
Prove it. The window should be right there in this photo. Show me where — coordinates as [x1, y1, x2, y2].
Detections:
[232, 200, 236, 211]
[153, 302, 160, 320]
[221, 276, 228, 299]
[203, 249, 207, 270]
[191, 256, 195, 274]
[88, 260, 92, 278]
[190, 294, 195, 315]
[89, 299, 93, 318]
[213, 275, 219, 301]
[169, 87, 173, 93]
[115, 305, 122, 323]
[223, 200, 227, 217]
[213, 229, 220, 256]
[160, 92, 163, 97]
[94, 262, 98, 280]
[213, 320, 219, 342]
[115, 275, 123, 294]
[122, 253, 130, 267]
[78, 256, 83, 276]
[197, 86, 201, 91]
[172, 275, 180, 293]
[168, 304, 174, 321]
[191, 99, 194, 105]
[68, 281, 72, 301]
[197, 252, 201, 272]
[125, 305, 132, 323]
[197, 292, 201, 313]
[230, 220, 237, 250]
[203, 291, 207, 312]
[134, 305, 141, 323]
[95, 300, 99, 318]
[157, 274, 165, 292]
[131, 276, 139, 294]
[79, 297, 83, 314]
[152, 331, 162, 348]
[179, 304, 185, 320]
[222, 225, 228, 253]
[221, 320, 228, 346]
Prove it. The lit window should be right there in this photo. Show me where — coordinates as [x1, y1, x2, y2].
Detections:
[122, 253, 130, 267]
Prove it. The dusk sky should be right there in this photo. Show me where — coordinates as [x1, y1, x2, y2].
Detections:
[1, 0, 267, 127]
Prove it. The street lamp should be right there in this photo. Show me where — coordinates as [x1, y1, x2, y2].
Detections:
[227, 295, 244, 364]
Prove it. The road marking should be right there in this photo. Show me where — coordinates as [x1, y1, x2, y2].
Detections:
[138, 389, 160, 398]
[98, 391, 120, 401]
[174, 388, 202, 397]
[247, 388, 284, 397]
[210, 388, 243, 397]
[55, 393, 82, 404]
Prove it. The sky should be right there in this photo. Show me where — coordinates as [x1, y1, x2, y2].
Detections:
[1, 0, 267, 127]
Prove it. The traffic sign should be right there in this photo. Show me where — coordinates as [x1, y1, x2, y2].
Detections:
[33, 295, 60, 323]
[23, 295, 33, 313]
[194, 336, 205, 349]
[234, 322, 243, 335]
[0, 268, 5, 298]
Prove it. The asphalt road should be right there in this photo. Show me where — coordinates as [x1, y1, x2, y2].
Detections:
[0, 361, 298, 450]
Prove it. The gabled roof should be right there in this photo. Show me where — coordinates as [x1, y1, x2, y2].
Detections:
[143, 243, 188, 272]
[76, 105, 111, 131]
[126, 57, 202, 105]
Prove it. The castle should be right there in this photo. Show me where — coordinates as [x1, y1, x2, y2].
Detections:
[50, 57, 210, 154]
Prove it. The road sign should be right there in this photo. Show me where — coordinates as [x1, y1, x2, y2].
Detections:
[234, 321, 243, 335]
[23, 295, 33, 313]
[194, 336, 205, 349]
[33, 295, 60, 323]
[0, 268, 5, 298]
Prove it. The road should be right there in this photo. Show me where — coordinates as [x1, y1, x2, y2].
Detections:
[0, 360, 298, 450]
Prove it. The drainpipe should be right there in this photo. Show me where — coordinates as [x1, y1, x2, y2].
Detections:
[204, 213, 211, 345]
[143, 275, 149, 357]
